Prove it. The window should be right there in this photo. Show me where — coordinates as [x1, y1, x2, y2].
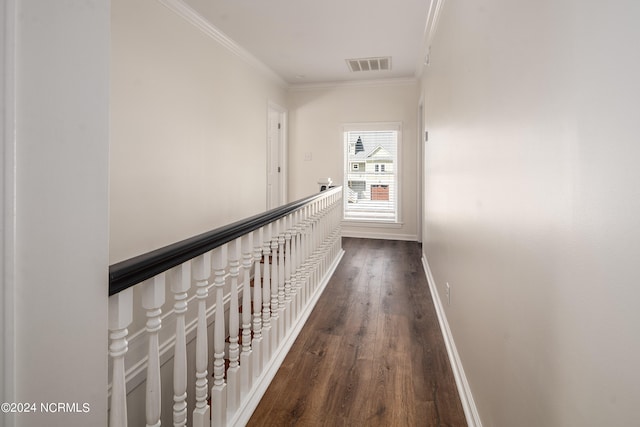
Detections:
[343, 123, 400, 222]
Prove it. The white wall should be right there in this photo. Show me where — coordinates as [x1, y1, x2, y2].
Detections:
[11, 1, 110, 426]
[422, 0, 640, 425]
[110, 0, 287, 264]
[288, 81, 419, 240]
[1, 0, 15, 418]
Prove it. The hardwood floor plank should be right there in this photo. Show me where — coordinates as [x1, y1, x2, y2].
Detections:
[248, 238, 467, 426]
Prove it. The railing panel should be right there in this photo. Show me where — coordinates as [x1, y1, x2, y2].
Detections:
[107, 188, 343, 427]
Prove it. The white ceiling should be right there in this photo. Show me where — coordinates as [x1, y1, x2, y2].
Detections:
[184, 0, 434, 85]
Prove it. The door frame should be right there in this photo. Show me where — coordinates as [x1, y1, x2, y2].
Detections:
[417, 96, 425, 243]
[267, 101, 287, 209]
[1, 0, 16, 420]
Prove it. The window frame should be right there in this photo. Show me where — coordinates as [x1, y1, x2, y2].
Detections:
[342, 122, 402, 224]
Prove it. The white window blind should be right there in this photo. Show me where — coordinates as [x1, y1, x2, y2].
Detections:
[343, 123, 400, 222]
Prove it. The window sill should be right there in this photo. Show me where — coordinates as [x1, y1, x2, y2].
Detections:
[341, 219, 404, 229]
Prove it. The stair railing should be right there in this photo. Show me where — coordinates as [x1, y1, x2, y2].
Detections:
[108, 187, 343, 427]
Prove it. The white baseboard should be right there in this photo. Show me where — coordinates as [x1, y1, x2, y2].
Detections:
[341, 229, 418, 241]
[421, 255, 482, 427]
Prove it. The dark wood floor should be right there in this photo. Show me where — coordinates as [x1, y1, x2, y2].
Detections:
[248, 238, 467, 427]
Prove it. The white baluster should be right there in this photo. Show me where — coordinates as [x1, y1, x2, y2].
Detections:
[270, 220, 280, 350]
[301, 205, 312, 303]
[109, 288, 133, 427]
[277, 218, 286, 339]
[295, 209, 304, 313]
[284, 214, 293, 331]
[311, 201, 321, 288]
[312, 201, 320, 287]
[329, 196, 337, 264]
[289, 211, 299, 322]
[211, 245, 227, 427]
[319, 198, 329, 276]
[252, 227, 264, 377]
[227, 239, 241, 417]
[296, 208, 306, 308]
[192, 254, 211, 427]
[241, 233, 253, 396]
[261, 224, 272, 367]
[310, 201, 319, 288]
[169, 262, 190, 427]
[142, 274, 166, 427]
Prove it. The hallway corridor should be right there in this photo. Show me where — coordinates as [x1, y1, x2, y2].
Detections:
[248, 238, 466, 426]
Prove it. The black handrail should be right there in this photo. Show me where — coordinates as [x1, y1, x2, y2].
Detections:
[109, 186, 342, 296]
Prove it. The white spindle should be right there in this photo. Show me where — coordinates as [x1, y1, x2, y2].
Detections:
[192, 254, 211, 427]
[262, 223, 273, 367]
[289, 211, 300, 321]
[270, 220, 280, 350]
[311, 201, 320, 288]
[301, 205, 311, 304]
[311, 201, 319, 288]
[142, 274, 166, 427]
[240, 233, 253, 395]
[296, 208, 306, 310]
[295, 209, 304, 313]
[277, 218, 286, 339]
[296, 208, 306, 308]
[227, 238, 241, 416]
[109, 288, 133, 427]
[284, 214, 293, 330]
[252, 227, 264, 376]
[169, 262, 190, 427]
[312, 201, 321, 290]
[211, 245, 228, 427]
[319, 199, 328, 275]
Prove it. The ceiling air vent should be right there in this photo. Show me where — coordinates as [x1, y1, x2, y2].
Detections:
[346, 56, 392, 72]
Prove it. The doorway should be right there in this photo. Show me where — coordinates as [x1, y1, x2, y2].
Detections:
[267, 102, 287, 209]
[418, 99, 425, 243]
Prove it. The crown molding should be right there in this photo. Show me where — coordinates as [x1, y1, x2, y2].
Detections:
[288, 77, 418, 92]
[157, 0, 287, 88]
[416, 0, 447, 77]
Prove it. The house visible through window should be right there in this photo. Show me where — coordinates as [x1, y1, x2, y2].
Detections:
[343, 123, 400, 222]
